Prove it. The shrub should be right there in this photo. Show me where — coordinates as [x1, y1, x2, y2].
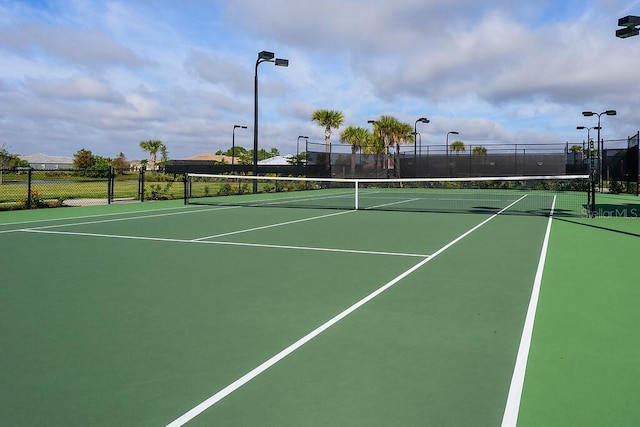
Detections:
[608, 178, 624, 194]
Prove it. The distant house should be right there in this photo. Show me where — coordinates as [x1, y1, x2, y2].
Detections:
[258, 155, 293, 165]
[182, 153, 234, 163]
[18, 153, 74, 169]
[129, 160, 144, 171]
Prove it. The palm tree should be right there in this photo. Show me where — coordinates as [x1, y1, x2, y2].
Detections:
[569, 144, 582, 166]
[472, 145, 487, 175]
[139, 140, 165, 171]
[393, 122, 414, 178]
[340, 126, 371, 177]
[450, 140, 466, 155]
[372, 116, 414, 178]
[372, 115, 397, 177]
[472, 146, 487, 156]
[311, 109, 344, 153]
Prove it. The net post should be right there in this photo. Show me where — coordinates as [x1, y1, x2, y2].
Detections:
[354, 180, 359, 210]
[27, 167, 32, 209]
[183, 173, 188, 205]
[590, 167, 596, 217]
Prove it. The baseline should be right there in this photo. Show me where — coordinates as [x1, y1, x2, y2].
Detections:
[0, 205, 231, 233]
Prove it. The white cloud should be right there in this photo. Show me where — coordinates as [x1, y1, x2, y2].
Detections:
[0, 23, 146, 67]
[26, 75, 117, 101]
[1, 0, 639, 160]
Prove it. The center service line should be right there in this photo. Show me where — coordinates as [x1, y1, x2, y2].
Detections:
[165, 195, 528, 427]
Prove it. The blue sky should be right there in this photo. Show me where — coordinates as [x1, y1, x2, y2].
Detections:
[1, 0, 640, 160]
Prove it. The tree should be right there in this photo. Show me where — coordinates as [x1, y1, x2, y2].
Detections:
[392, 122, 414, 178]
[139, 140, 165, 171]
[370, 116, 414, 178]
[340, 126, 371, 177]
[569, 145, 582, 166]
[0, 143, 29, 168]
[450, 140, 466, 154]
[159, 144, 169, 169]
[73, 148, 94, 169]
[472, 146, 487, 156]
[472, 146, 487, 175]
[268, 147, 280, 158]
[287, 152, 306, 166]
[311, 109, 344, 153]
[112, 152, 129, 173]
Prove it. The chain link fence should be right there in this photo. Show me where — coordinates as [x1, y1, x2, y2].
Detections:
[0, 167, 184, 211]
[306, 141, 581, 179]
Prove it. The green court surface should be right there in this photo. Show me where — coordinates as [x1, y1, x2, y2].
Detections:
[0, 196, 638, 426]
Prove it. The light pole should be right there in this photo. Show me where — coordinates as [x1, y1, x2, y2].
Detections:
[297, 135, 308, 156]
[617, 15, 640, 38]
[232, 125, 247, 172]
[446, 131, 459, 177]
[253, 50, 289, 192]
[414, 117, 429, 177]
[577, 125, 601, 212]
[576, 125, 601, 154]
[582, 110, 616, 192]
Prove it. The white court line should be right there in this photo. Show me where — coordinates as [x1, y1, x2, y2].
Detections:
[20, 228, 428, 258]
[243, 191, 354, 207]
[192, 209, 354, 241]
[363, 198, 421, 210]
[165, 194, 528, 427]
[0, 204, 200, 228]
[501, 195, 556, 427]
[12, 206, 238, 231]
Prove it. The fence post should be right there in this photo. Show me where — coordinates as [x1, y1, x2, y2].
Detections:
[107, 167, 114, 204]
[138, 166, 146, 202]
[27, 167, 33, 209]
[183, 173, 188, 205]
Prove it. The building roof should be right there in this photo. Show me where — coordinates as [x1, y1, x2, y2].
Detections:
[19, 153, 74, 164]
[182, 153, 233, 163]
[258, 155, 293, 165]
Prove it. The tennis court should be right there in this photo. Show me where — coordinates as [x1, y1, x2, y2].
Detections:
[1, 184, 638, 426]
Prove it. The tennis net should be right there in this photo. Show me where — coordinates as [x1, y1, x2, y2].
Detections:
[184, 174, 589, 217]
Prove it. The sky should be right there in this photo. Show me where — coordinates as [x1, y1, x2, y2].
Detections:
[1, 0, 640, 161]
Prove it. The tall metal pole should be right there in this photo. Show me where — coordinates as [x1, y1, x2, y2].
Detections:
[582, 110, 616, 215]
[414, 117, 429, 177]
[446, 131, 459, 178]
[297, 136, 308, 157]
[232, 125, 247, 173]
[252, 51, 288, 193]
[253, 59, 260, 193]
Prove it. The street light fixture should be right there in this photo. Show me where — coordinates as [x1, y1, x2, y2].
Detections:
[414, 117, 429, 177]
[582, 110, 617, 216]
[232, 125, 248, 172]
[297, 135, 309, 156]
[576, 125, 601, 147]
[582, 110, 616, 192]
[577, 125, 601, 212]
[446, 131, 459, 177]
[617, 15, 640, 38]
[253, 50, 289, 192]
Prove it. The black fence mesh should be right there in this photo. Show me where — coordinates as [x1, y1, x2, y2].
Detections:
[306, 142, 576, 179]
[0, 168, 183, 210]
[628, 132, 639, 195]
